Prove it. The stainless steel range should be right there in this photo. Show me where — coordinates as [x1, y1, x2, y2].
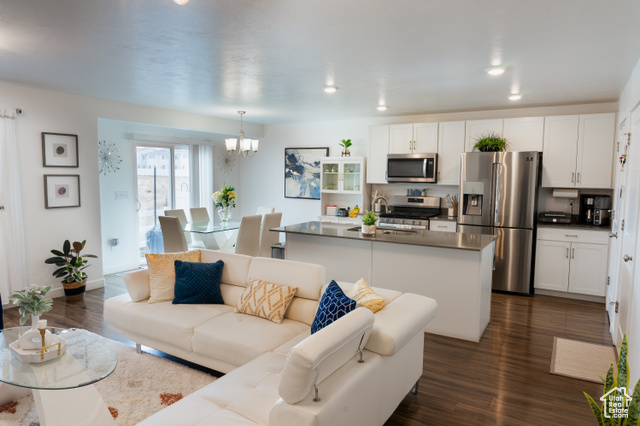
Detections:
[378, 195, 440, 230]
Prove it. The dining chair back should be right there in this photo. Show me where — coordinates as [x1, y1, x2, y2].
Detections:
[234, 214, 262, 257]
[259, 212, 282, 257]
[190, 207, 210, 224]
[158, 216, 188, 253]
[164, 209, 192, 243]
[256, 206, 275, 215]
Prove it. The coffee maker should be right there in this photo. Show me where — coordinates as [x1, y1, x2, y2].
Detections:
[593, 195, 611, 226]
[579, 194, 596, 225]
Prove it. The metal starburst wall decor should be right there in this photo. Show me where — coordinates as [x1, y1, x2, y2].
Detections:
[98, 140, 122, 175]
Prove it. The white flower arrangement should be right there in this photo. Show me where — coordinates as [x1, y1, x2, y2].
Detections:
[212, 185, 237, 209]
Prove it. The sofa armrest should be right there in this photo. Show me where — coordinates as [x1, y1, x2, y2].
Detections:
[365, 293, 438, 356]
[124, 269, 150, 302]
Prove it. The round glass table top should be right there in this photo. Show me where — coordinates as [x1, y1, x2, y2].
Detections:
[0, 327, 117, 390]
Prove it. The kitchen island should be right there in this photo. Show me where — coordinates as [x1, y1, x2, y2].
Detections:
[274, 221, 495, 342]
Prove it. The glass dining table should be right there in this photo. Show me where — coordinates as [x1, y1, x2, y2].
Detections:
[183, 221, 240, 250]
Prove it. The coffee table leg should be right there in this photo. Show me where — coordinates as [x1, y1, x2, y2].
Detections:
[32, 385, 116, 426]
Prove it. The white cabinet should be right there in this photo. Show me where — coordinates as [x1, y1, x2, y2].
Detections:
[389, 123, 438, 154]
[367, 125, 389, 184]
[429, 219, 457, 232]
[437, 121, 465, 185]
[321, 157, 364, 193]
[534, 228, 609, 296]
[465, 119, 503, 152]
[503, 117, 544, 151]
[541, 113, 615, 188]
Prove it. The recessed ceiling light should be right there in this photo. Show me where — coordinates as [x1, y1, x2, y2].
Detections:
[323, 86, 338, 93]
[174, 0, 189, 4]
[377, 105, 388, 111]
[509, 94, 522, 101]
[486, 67, 505, 76]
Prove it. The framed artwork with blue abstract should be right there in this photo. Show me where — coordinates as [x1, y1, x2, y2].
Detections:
[284, 147, 329, 199]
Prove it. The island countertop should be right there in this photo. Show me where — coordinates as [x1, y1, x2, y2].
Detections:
[273, 221, 495, 251]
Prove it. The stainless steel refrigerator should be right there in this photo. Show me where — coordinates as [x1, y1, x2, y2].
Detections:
[458, 151, 540, 294]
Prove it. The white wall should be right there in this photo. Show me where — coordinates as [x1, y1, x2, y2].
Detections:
[0, 81, 262, 296]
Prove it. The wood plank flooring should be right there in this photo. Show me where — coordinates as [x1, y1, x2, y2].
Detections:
[3, 282, 611, 425]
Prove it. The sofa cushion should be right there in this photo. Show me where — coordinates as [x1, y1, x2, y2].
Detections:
[146, 250, 201, 303]
[104, 294, 233, 351]
[247, 257, 325, 301]
[235, 279, 298, 324]
[192, 312, 309, 368]
[347, 278, 385, 313]
[200, 250, 252, 287]
[123, 268, 151, 302]
[279, 307, 374, 404]
[173, 260, 224, 305]
[311, 280, 356, 334]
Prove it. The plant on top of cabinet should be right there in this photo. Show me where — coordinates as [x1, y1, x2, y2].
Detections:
[472, 132, 508, 152]
[339, 139, 352, 157]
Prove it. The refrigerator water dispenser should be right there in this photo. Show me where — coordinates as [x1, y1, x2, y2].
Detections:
[462, 182, 484, 216]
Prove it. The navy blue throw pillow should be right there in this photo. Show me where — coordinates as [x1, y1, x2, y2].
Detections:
[311, 280, 356, 334]
[172, 260, 224, 305]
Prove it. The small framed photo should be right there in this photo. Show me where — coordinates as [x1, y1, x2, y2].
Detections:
[42, 132, 78, 167]
[44, 175, 81, 208]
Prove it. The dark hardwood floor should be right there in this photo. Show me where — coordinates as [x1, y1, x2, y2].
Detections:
[3, 280, 610, 426]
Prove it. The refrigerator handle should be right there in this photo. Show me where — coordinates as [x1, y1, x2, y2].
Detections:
[491, 163, 501, 226]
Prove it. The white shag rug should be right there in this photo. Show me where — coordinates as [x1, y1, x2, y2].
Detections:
[0, 329, 216, 425]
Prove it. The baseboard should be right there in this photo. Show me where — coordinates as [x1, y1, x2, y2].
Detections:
[47, 278, 105, 299]
[534, 289, 605, 303]
[103, 262, 141, 275]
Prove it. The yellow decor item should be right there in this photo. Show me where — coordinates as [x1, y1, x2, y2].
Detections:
[145, 250, 201, 303]
[350, 205, 360, 218]
[348, 278, 385, 313]
[235, 279, 298, 324]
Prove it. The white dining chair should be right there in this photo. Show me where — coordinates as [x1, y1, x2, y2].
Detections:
[223, 214, 261, 256]
[158, 216, 188, 253]
[259, 212, 282, 257]
[164, 209, 193, 244]
[256, 206, 275, 215]
[190, 207, 210, 224]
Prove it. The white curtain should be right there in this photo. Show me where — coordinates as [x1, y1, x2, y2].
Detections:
[0, 109, 27, 301]
[198, 144, 214, 217]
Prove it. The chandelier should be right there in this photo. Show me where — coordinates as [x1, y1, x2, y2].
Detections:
[225, 111, 259, 157]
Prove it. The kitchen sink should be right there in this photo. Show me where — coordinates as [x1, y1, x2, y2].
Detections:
[347, 226, 418, 235]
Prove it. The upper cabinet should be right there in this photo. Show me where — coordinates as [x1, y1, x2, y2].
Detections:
[437, 121, 466, 185]
[503, 117, 544, 152]
[367, 125, 389, 184]
[541, 113, 615, 188]
[389, 123, 438, 154]
[321, 157, 364, 194]
[465, 119, 503, 152]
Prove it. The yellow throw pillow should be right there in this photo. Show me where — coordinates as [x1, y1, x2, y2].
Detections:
[145, 250, 201, 303]
[349, 278, 385, 313]
[235, 279, 298, 324]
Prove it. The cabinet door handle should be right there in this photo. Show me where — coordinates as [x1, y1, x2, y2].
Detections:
[571, 172, 575, 183]
[566, 248, 569, 258]
[577, 172, 581, 183]
[565, 234, 578, 238]
[571, 248, 575, 259]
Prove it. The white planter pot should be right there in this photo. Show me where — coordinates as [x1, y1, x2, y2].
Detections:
[361, 224, 376, 235]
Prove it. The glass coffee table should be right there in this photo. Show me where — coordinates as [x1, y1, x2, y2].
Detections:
[0, 327, 117, 425]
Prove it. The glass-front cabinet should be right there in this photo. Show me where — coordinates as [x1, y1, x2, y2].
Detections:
[321, 157, 364, 193]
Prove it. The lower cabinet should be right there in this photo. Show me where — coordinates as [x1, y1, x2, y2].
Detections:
[534, 228, 609, 296]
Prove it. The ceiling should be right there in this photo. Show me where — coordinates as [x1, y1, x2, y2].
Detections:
[1, 0, 640, 125]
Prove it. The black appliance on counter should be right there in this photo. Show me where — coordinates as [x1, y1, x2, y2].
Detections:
[579, 194, 611, 226]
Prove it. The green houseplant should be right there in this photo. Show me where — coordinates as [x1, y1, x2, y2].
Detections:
[584, 335, 640, 425]
[361, 210, 378, 235]
[45, 240, 98, 300]
[339, 139, 352, 157]
[472, 132, 508, 152]
[9, 285, 53, 325]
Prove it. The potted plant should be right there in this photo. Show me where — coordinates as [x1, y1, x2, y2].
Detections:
[339, 139, 352, 157]
[472, 132, 508, 152]
[45, 240, 98, 301]
[361, 210, 378, 235]
[10, 285, 54, 349]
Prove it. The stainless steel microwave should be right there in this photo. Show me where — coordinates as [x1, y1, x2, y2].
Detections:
[386, 153, 437, 183]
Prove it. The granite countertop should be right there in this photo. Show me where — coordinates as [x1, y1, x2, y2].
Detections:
[273, 221, 495, 251]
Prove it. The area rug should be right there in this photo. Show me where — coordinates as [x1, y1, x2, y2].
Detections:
[0, 329, 216, 425]
[550, 337, 617, 384]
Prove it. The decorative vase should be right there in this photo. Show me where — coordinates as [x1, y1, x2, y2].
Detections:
[18, 316, 52, 350]
[63, 279, 86, 301]
[218, 205, 232, 224]
[361, 224, 376, 235]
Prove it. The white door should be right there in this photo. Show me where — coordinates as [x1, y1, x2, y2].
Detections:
[577, 113, 616, 189]
[615, 107, 640, 347]
[389, 124, 414, 153]
[541, 115, 579, 188]
[437, 121, 465, 185]
[367, 125, 389, 184]
[568, 242, 608, 296]
[533, 240, 570, 292]
[465, 119, 503, 152]
[503, 117, 544, 152]
[413, 123, 439, 153]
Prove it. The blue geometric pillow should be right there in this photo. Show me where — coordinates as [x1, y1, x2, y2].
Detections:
[311, 280, 356, 334]
[172, 260, 224, 305]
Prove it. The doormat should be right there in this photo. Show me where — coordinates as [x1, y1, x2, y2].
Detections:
[0, 329, 216, 425]
[550, 336, 617, 384]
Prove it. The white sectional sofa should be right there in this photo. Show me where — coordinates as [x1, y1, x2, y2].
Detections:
[104, 250, 438, 426]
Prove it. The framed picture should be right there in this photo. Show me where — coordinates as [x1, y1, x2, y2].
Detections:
[42, 132, 78, 167]
[284, 147, 329, 199]
[44, 175, 81, 208]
